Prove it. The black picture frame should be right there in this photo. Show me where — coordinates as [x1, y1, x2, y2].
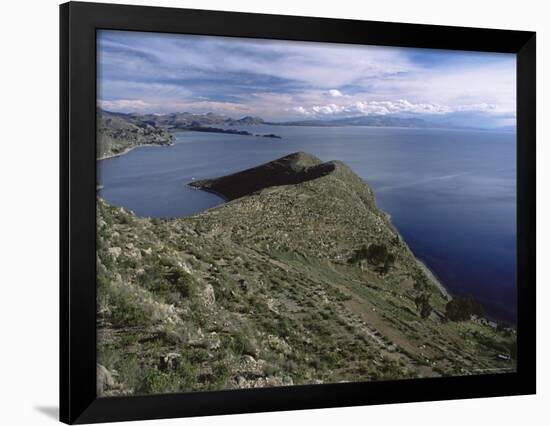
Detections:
[60, 1, 536, 424]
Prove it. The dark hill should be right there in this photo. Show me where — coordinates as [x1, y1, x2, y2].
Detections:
[189, 152, 337, 200]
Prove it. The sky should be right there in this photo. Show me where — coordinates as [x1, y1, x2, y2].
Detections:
[97, 30, 516, 128]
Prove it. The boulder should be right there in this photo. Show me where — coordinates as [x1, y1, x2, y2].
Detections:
[97, 363, 116, 394]
[159, 352, 182, 371]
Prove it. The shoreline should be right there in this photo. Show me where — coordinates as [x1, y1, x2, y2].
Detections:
[188, 184, 229, 202]
[415, 257, 451, 300]
[190, 178, 515, 325]
[97, 142, 174, 161]
[98, 143, 515, 327]
[413, 252, 515, 327]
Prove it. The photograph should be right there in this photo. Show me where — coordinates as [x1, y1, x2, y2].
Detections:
[95, 29, 518, 396]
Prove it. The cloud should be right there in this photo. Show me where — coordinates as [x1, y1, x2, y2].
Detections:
[99, 99, 150, 112]
[97, 30, 516, 127]
[291, 99, 500, 118]
[371, 62, 516, 114]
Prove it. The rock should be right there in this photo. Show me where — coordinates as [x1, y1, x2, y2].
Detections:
[238, 355, 265, 377]
[159, 352, 182, 371]
[200, 284, 216, 306]
[208, 332, 221, 350]
[235, 375, 248, 387]
[126, 246, 142, 260]
[267, 334, 292, 355]
[97, 363, 116, 394]
[238, 279, 248, 292]
[266, 298, 279, 314]
[232, 374, 294, 389]
[108, 247, 122, 260]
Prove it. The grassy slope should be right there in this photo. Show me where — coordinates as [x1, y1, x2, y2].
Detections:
[96, 154, 516, 396]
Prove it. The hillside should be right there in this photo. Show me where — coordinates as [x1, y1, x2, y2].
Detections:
[97, 109, 174, 159]
[135, 111, 265, 128]
[96, 152, 516, 396]
[189, 152, 336, 200]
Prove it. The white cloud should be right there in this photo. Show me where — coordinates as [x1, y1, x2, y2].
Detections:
[292, 99, 500, 118]
[99, 98, 253, 115]
[99, 99, 150, 112]
[98, 30, 516, 126]
[371, 63, 516, 114]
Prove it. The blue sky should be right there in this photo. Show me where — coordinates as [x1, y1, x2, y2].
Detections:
[98, 30, 516, 128]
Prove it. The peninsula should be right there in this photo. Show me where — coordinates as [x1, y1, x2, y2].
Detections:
[97, 152, 516, 396]
[97, 108, 281, 160]
[97, 109, 174, 159]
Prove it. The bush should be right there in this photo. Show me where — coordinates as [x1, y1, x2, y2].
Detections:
[445, 296, 483, 321]
[414, 293, 432, 319]
[230, 331, 257, 356]
[137, 256, 196, 301]
[163, 266, 195, 298]
[349, 243, 396, 273]
[109, 288, 151, 326]
[136, 360, 196, 394]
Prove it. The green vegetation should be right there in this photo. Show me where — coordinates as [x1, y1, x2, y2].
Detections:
[96, 152, 516, 396]
[414, 293, 433, 319]
[348, 243, 396, 274]
[445, 296, 484, 322]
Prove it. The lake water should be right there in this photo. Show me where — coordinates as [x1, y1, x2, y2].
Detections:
[98, 125, 517, 324]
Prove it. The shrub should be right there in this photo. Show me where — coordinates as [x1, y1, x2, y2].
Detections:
[445, 296, 483, 321]
[230, 331, 257, 356]
[414, 293, 432, 319]
[348, 243, 396, 273]
[163, 266, 195, 298]
[109, 289, 151, 327]
[137, 256, 196, 301]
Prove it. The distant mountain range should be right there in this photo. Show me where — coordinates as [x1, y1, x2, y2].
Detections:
[133, 111, 449, 129]
[98, 108, 509, 151]
[97, 108, 278, 159]
[100, 107, 438, 130]
[133, 111, 265, 128]
[273, 115, 432, 128]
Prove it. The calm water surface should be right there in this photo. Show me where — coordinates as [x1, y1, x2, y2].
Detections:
[98, 126, 516, 323]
